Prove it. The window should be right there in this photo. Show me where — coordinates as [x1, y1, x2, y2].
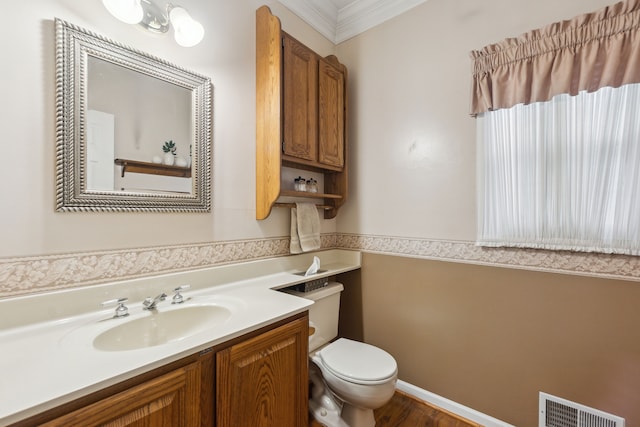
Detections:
[469, 0, 640, 255]
[477, 84, 640, 255]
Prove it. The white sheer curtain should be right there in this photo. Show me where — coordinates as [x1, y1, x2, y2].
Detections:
[477, 83, 640, 255]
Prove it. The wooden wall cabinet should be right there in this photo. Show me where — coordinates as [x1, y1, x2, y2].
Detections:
[256, 6, 348, 220]
[317, 57, 346, 169]
[282, 35, 318, 165]
[13, 313, 308, 427]
[282, 34, 345, 171]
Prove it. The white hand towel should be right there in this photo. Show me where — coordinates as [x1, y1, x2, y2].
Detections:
[290, 207, 303, 254]
[290, 203, 321, 253]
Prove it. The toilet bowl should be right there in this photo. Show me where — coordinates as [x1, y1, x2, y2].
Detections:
[309, 338, 397, 427]
[283, 281, 397, 427]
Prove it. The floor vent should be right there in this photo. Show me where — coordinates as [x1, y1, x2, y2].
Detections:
[539, 392, 624, 427]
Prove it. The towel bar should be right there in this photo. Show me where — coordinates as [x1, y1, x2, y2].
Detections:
[274, 202, 334, 210]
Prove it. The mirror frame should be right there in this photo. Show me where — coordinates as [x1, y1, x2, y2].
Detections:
[55, 18, 212, 212]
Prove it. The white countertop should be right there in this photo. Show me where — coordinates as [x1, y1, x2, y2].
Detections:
[0, 249, 360, 425]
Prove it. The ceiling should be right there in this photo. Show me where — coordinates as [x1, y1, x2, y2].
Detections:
[277, 0, 428, 44]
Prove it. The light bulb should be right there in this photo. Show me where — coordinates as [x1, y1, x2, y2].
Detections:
[169, 7, 204, 47]
[102, 0, 144, 24]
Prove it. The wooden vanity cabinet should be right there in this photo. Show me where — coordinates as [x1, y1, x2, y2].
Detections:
[10, 313, 307, 427]
[15, 349, 214, 427]
[40, 360, 207, 427]
[256, 6, 348, 220]
[216, 314, 309, 427]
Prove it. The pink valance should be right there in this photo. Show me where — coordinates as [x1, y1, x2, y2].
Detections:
[470, 0, 640, 116]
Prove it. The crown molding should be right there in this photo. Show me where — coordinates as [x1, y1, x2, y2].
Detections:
[278, 0, 429, 44]
[278, 0, 339, 42]
[336, 0, 428, 43]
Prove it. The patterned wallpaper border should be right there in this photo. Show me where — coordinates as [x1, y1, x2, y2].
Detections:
[1, 233, 638, 298]
[336, 233, 640, 283]
[0, 234, 337, 298]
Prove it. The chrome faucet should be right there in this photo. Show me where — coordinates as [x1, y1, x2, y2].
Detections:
[142, 293, 167, 310]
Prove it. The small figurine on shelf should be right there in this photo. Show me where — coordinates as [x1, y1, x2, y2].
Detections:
[306, 178, 318, 193]
[162, 140, 177, 165]
[294, 176, 306, 192]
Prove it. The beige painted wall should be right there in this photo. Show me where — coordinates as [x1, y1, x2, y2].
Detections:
[331, 1, 640, 424]
[0, 0, 336, 259]
[3, 0, 640, 424]
[335, 0, 615, 241]
[339, 253, 640, 426]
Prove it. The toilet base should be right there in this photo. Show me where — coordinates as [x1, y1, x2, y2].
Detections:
[341, 404, 375, 427]
[309, 396, 348, 427]
[309, 365, 377, 427]
[310, 399, 376, 427]
[309, 367, 348, 427]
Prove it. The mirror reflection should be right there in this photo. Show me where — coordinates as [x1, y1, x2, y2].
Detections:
[55, 18, 211, 212]
[87, 56, 193, 194]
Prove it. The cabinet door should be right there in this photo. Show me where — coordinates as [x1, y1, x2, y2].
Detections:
[318, 58, 345, 169]
[41, 362, 202, 427]
[217, 316, 309, 427]
[283, 34, 318, 163]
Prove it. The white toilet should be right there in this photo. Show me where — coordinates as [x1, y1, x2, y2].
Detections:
[292, 282, 397, 427]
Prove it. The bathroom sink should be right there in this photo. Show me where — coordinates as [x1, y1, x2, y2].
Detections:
[93, 305, 232, 351]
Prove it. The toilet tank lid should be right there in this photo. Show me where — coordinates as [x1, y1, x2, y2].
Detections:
[319, 338, 397, 383]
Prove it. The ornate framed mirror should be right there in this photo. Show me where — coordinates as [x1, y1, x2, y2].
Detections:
[55, 18, 211, 212]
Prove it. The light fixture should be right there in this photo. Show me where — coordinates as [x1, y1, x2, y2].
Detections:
[102, 0, 205, 47]
[102, 0, 144, 24]
[169, 6, 205, 47]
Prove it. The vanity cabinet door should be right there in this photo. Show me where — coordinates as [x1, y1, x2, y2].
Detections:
[216, 315, 309, 427]
[41, 361, 204, 427]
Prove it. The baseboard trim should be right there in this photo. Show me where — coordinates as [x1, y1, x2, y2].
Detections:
[396, 380, 515, 427]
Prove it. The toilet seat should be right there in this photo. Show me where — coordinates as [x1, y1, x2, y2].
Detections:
[318, 338, 397, 385]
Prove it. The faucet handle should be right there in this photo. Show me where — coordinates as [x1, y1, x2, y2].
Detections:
[172, 285, 191, 304]
[101, 297, 129, 318]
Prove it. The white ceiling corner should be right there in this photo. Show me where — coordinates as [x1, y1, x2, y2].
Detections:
[278, 0, 429, 44]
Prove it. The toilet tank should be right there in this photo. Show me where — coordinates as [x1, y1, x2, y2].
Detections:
[287, 282, 343, 352]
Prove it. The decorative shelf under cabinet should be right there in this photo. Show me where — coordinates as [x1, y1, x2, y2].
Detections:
[274, 191, 343, 211]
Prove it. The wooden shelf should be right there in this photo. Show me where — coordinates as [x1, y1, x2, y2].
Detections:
[274, 191, 343, 211]
[114, 159, 191, 178]
[279, 190, 342, 199]
[273, 202, 335, 210]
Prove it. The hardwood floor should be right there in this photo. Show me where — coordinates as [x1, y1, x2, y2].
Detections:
[310, 390, 480, 427]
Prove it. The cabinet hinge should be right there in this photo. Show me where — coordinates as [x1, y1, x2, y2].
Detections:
[200, 347, 213, 355]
